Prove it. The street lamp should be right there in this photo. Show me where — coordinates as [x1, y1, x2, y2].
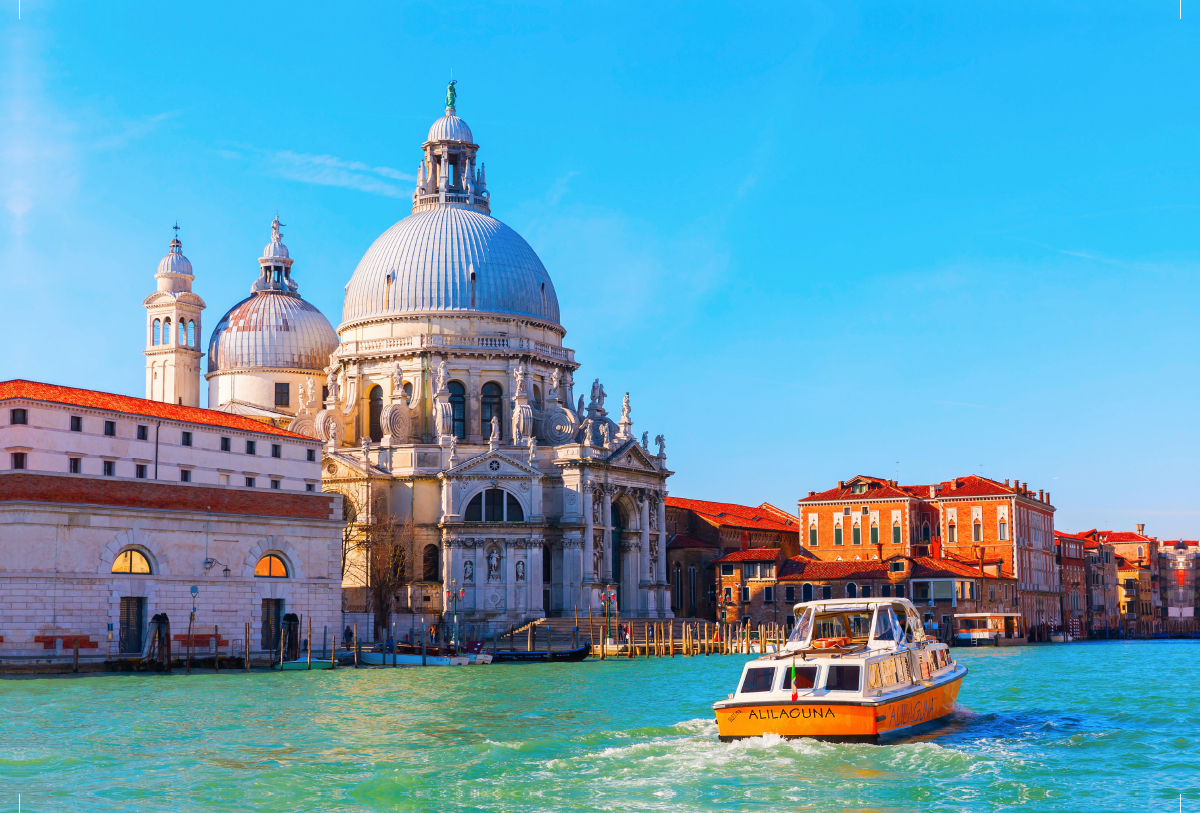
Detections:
[600, 586, 618, 647]
[445, 580, 466, 653]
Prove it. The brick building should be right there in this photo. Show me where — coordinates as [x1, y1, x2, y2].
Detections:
[665, 497, 802, 620]
[1096, 527, 1163, 633]
[1055, 531, 1088, 638]
[1083, 537, 1121, 637]
[0, 380, 342, 662]
[712, 548, 784, 626]
[799, 474, 1059, 638]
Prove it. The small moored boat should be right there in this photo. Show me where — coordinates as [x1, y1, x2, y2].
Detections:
[713, 598, 966, 743]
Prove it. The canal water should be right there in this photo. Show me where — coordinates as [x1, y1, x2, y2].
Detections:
[1, 640, 1196, 811]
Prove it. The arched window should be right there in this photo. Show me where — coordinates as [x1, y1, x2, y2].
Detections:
[464, 489, 524, 522]
[152, 319, 161, 346]
[112, 549, 151, 574]
[973, 521, 982, 542]
[342, 498, 358, 524]
[422, 544, 440, 581]
[254, 554, 289, 578]
[673, 563, 682, 611]
[801, 583, 813, 602]
[610, 504, 623, 584]
[532, 385, 542, 410]
[481, 382, 502, 439]
[448, 381, 466, 439]
[922, 523, 931, 542]
[948, 523, 957, 543]
[178, 319, 187, 345]
[163, 318, 171, 346]
[846, 582, 858, 598]
[402, 381, 413, 402]
[368, 385, 383, 442]
[187, 320, 196, 347]
[1137, 545, 1144, 558]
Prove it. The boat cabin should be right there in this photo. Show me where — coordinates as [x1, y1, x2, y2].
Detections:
[952, 612, 1026, 646]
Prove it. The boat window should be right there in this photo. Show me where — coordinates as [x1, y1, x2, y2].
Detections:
[825, 665, 861, 691]
[740, 667, 776, 694]
[780, 665, 819, 690]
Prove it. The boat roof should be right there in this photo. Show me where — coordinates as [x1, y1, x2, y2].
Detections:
[793, 597, 917, 613]
[953, 612, 1022, 618]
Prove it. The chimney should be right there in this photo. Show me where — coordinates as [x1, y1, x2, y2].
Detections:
[838, 481, 844, 489]
[1045, 491, 1050, 505]
[808, 491, 815, 497]
[1136, 523, 1145, 537]
[876, 541, 884, 561]
[1038, 489, 1043, 502]
[1004, 479, 1010, 487]
[929, 485, 936, 498]
[979, 546, 985, 576]
[1021, 481, 1028, 494]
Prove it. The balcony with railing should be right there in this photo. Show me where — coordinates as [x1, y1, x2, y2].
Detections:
[413, 191, 490, 213]
[342, 333, 575, 364]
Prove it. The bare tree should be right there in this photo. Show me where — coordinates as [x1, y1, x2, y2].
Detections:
[341, 504, 415, 639]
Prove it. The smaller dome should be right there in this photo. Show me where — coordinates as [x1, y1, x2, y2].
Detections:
[428, 112, 474, 144]
[262, 239, 290, 260]
[157, 237, 193, 277]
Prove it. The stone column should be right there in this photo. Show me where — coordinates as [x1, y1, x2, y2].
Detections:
[639, 491, 651, 617]
[468, 370, 482, 444]
[601, 486, 613, 583]
[583, 482, 595, 581]
[531, 536, 545, 616]
[505, 540, 518, 619]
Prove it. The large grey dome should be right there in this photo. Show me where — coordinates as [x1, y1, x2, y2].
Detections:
[208, 291, 338, 373]
[341, 205, 561, 325]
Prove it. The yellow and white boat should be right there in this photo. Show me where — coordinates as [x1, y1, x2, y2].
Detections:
[713, 598, 966, 743]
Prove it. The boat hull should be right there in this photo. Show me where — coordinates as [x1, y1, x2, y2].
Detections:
[358, 652, 469, 667]
[714, 671, 965, 744]
[274, 658, 335, 671]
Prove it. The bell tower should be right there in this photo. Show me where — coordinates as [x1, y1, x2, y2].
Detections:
[143, 225, 206, 406]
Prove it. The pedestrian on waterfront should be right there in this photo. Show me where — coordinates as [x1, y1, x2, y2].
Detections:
[386, 634, 394, 654]
[343, 626, 353, 645]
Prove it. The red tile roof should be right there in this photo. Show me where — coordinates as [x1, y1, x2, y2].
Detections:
[712, 548, 781, 564]
[777, 557, 887, 581]
[665, 497, 799, 533]
[0, 379, 308, 439]
[777, 554, 1013, 581]
[1097, 531, 1155, 544]
[666, 533, 719, 550]
[1056, 530, 1092, 541]
[800, 476, 915, 503]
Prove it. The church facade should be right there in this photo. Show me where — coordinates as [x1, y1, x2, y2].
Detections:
[200, 84, 673, 631]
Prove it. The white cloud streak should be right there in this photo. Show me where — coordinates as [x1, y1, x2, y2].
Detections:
[224, 147, 417, 198]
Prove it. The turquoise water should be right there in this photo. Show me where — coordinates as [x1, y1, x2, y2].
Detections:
[1, 641, 1197, 812]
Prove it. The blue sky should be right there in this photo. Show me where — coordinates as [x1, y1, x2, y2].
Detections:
[1, 2, 1197, 537]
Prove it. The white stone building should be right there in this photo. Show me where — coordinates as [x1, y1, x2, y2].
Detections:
[143, 228, 206, 408]
[0, 380, 342, 661]
[203, 84, 674, 629]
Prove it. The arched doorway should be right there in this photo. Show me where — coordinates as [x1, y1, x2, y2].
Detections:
[368, 385, 383, 441]
[542, 543, 552, 616]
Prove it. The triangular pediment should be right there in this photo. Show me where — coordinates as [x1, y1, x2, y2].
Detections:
[444, 448, 543, 479]
[322, 451, 388, 479]
[607, 440, 659, 471]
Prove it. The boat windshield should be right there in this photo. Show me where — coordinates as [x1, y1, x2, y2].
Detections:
[788, 607, 814, 645]
[870, 605, 902, 645]
[813, 609, 872, 641]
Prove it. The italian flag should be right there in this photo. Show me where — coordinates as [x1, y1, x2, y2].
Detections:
[791, 658, 798, 702]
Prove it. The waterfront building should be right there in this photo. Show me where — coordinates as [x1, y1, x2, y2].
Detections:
[1055, 530, 1088, 638]
[1116, 555, 1153, 636]
[798, 474, 1060, 638]
[1094, 527, 1162, 633]
[797, 475, 940, 560]
[712, 548, 785, 628]
[194, 84, 672, 634]
[664, 497, 802, 620]
[0, 380, 342, 660]
[774, 554, 1017, 637]
[1082, 536, 1121, 637]
[1160, 539, 1199, 632]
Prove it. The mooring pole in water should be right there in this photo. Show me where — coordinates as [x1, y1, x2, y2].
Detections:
[574, 604, 579, 649]
[72, 638, 79, 673]
[353, 624, 358, 668]
[421, 631, 427, 666]
[278, 624, 285, 671]
[307, 617, 312, 670]
[214, 625, 220, 672]
[245, 622, 251, 672]
[588, 607, 594, 655]
[331, 633, 337, 670]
